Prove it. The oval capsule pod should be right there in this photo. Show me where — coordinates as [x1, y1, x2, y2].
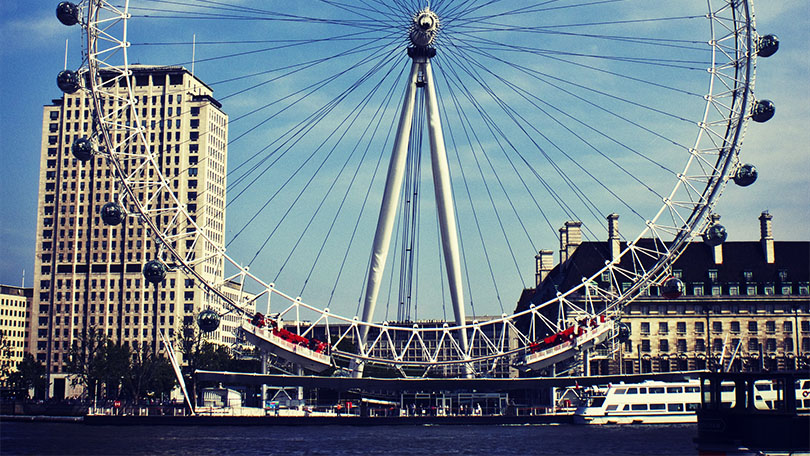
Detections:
[757, 34, 779, 58]
[197, 309, 221, 333]
[57, 70, 81, 94]
[752, 100, 775, 123]
[143, 260, 167, 285]
[56, 2, 80, 26]
[733, 164, 758, 187]
[702, 223, 727, 247]
[100, 202, 125, 225]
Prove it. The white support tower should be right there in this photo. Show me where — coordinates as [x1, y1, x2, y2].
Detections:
[355, 8, 471, 376]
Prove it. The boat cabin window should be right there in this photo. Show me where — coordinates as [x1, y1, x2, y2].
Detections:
[638, 388, 647, 394]
[666, 387, 683, 394]
[614, 388, 626, 394]
[686, 403, 700, 411]
[626, 388, 638, 394]
[606, 405, 618, 411]
[631, 404, 648, 411]
[684, 386, 700, 393]
[591, 397, 605, 407]
[649, 387, 665, 394]
[668, 403, 684, 412]
[622, 404, 631, 411]
[650, 403, 665, 410]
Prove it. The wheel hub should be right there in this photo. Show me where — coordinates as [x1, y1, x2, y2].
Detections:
[410, 8, 440, 48]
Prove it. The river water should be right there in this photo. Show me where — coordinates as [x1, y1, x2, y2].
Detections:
[1, 422, 697, 455]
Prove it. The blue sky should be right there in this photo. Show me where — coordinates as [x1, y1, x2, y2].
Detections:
[1, 1, 808, 318]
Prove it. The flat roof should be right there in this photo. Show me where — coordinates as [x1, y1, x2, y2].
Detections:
[196, 370, 701, 391]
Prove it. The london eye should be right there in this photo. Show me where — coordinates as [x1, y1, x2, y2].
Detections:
[55, 0, 776, 377]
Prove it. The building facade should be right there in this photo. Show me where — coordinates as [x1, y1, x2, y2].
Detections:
[518, 212, 810, 375]
[0, 285, 33, 377]
[29, 66, 232, 379]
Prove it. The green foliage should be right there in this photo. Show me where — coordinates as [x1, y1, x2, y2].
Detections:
[0, 332, 14, 384]
[175, 322, 261, 401]
[64, 326, 177, 403]
[6, 354, 47, 397]
[123, 344, 176, 403]
[65, 326, 108, 403]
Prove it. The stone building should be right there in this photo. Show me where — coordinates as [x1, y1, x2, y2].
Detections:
[29, 66, 236, 386]
[517, 212, 809, 375]
[0, 285, 33, 377]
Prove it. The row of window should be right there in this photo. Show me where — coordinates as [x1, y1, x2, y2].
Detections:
[1, 319, 25, 329]
[0, 298, 28, 307]
[605, 403, 700, 413]
[634, 337, 810, 353]
[0, 307, 25, 317]
[633, 282, 808, 297]
[614, 385, 701, 395]
[639, 320, 808, 335]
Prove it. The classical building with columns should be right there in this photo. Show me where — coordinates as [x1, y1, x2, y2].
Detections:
[516, 211, 810, 375]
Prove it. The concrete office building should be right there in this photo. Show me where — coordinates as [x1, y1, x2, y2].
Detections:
[29, 66, 234, 386]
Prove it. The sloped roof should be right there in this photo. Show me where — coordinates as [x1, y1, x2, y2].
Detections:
[517, 239, 810, 313]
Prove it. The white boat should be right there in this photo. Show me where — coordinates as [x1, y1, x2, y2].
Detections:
[575, 378, 810, 425]
[574, 379, 702, 424]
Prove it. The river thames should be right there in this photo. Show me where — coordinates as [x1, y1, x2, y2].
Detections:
[1, 422, 697, 455]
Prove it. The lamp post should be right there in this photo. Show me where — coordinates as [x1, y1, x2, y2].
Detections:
[793, 303, 801, 370]
[702, 304, 713, 371]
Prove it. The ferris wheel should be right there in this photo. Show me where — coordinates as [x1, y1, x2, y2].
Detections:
[55, 0, 777, 377]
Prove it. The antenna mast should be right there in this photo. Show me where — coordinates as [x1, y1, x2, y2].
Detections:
[191, 34, 196, 76]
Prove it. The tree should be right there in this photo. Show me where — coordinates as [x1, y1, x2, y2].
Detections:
[99, 341, 131, 400]
[176, 322, 239, 402]
[146, 357, 177, 401]
[0, 332, 14, 385]
[65, 326, 110, 405]
[7, 354, 47, 398]
[123, 344, 175, 404]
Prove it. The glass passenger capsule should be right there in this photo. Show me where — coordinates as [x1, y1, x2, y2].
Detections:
[702, 223, 727, 247]
[757, 34, 779, 58]
[662, 277, 685, 299]
[57, 70, 80, 94]
[752, 100, 775, 123]
[733, 164, 758, 187]
[197, 309, 221, 333]
[56, 2, 79, 26]
[100, 202, 125, 225]
[71, 137, 95, 162]
[143, 260, 167, 285]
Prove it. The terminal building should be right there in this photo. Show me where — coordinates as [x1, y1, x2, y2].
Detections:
[517, 212, 810, 375]
[28, 66, 248, 392]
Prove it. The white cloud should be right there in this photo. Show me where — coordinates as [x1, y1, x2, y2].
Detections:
[0, 13, 71, 52]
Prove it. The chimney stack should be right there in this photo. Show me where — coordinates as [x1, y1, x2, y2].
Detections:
[759, 211, 774, 264]
[607, 213, 620, 261]
[709, 214, 723, 264]
[535, 250, 554, 286]
[565, 221, 582, 261]
[559, 221, 582, 264]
